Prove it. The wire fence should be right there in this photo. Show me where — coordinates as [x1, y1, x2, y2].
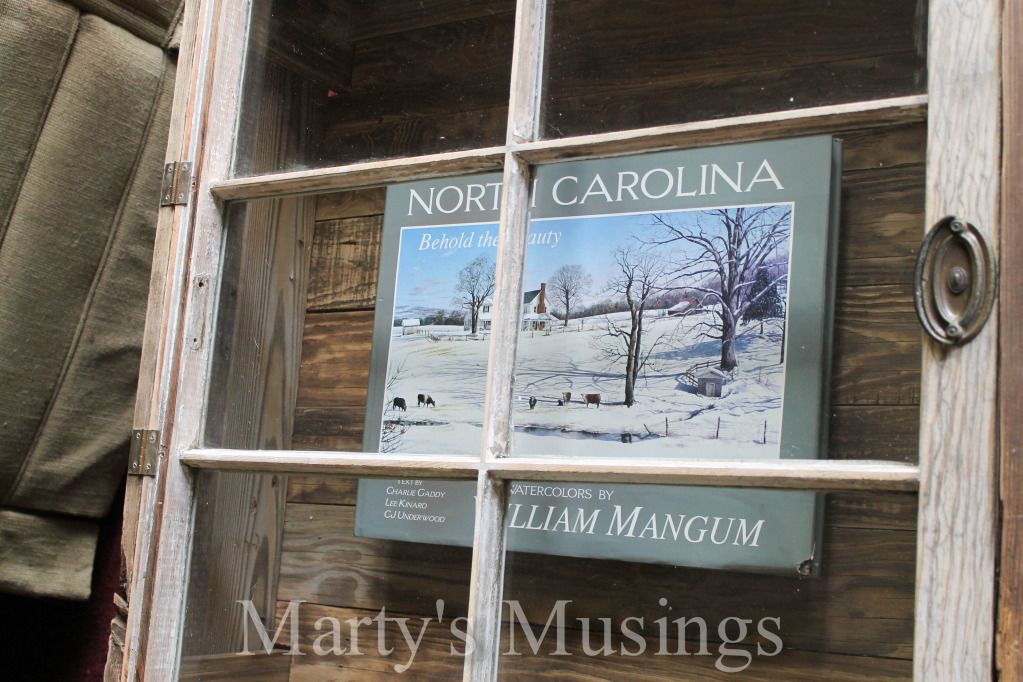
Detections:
[635, 415, 780, 444]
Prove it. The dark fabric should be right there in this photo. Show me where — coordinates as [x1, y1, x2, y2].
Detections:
[0, 484, 123, 681]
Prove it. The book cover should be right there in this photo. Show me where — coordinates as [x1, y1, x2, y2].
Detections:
[355, 136, 841, 575]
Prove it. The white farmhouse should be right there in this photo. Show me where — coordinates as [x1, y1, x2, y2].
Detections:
[468, 283, 556, 332]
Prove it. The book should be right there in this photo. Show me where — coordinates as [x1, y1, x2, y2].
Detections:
[356, 136, 841, 575]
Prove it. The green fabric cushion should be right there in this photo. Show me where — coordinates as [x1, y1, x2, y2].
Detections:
[9, 59, 176, 517]
[0, 509, 97, 599]
[70, 0, 183, 44]
[0, 16, 166, 515]
[0, 0, 80, 239]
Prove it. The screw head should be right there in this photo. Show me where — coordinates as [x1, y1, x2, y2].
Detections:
[950, 219, 967, 234]
[947, 266, 970, 295]
[946, 323, 963, 338]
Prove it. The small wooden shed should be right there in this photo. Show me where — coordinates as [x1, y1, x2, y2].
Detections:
[696, 367, 728, 397]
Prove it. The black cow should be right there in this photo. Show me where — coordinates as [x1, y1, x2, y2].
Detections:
[392, 397, 407, 411]
[417, 393, 427, 406]
[620, 433, 633, 443]
[425, 396, 436, 407]
[528, 396, 537, 410]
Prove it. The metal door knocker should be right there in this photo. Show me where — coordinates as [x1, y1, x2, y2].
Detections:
[914, 216, 997, 345]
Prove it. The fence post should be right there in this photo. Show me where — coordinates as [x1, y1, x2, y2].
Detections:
[763, 419, 767, 445]
[665, 417, 669, 437]
[715, 417, 720, 439]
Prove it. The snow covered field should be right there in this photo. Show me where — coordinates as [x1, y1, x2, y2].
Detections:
[380, 311, 785, 459]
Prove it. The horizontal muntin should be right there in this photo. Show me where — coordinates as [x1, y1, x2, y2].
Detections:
[181, 449, 919, 491]
[209, 95, 926, 203]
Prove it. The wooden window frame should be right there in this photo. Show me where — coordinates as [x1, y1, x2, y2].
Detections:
[118, 0, 1002, 679]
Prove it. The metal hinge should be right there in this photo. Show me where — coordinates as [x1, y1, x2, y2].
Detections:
[160, 161, 193, 207]
[129, 429, 160, 476]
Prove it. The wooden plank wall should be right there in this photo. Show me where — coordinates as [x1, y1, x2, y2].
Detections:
[310, 0, 925, 165]
[276, 121, 924, 680]
[539, 0, 927, 138]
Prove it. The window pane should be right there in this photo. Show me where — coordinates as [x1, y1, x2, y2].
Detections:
[497, 485, 916, 679]
[511, 122, 923, 463]
[540, 0, 927, 138]
[205, 178, 506, 455]
[205, 188, 386, 451]
[232, 0, 515, 175]
[179, 471, 472, 680]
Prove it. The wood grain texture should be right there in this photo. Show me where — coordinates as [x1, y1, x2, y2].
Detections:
[541, 0, 924, 109]
[318, 105, 510, 168]
[120, 0, 220, 676]
[287, 475, 358, 505]
[183, 448, 918, 489]
[306, 216, 382, 311]
[333, 13, 514, 125]
[281, 603, 912, 681]
[179, 652, 292, 680]
[212, 146, 506, 202]
[136, 0, 250, 671]
[296, 310, 374, 407]
[183, 54, 316, 659]
[351, 0, 514, 42]
[998, 0, 1023, 677]
[264, 0, 353, 92]
[829, 406, 919, 462]
[915, 0, 1001, 679]
[138, 0, 315, 677]
[275, 500, 917, 662]
[314, 187, 385, 222]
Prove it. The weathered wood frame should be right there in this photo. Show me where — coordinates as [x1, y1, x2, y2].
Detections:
[118, 0, 1003, 679]
[998, 1, 1023, 678]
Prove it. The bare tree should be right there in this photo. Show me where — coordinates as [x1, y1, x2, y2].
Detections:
[596, 246, 674, 407]
[381, 360, 409, 453]
[651, 206, 790, 371]
[549, 264, 592, 327]
[455, 255, 496, 335]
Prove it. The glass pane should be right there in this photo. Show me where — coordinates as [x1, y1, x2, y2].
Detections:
[206, 177, 507, 455]
[541, 0, 927, 138]
[233, 0, 515, 175]
[510, 121, 923, 463]
[497, 484, 916, 679]
[179, 471, 473, 680]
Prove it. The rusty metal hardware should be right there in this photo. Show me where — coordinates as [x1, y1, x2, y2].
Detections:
[914, 216, 997, 345]
[128, 429, 160, 476]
